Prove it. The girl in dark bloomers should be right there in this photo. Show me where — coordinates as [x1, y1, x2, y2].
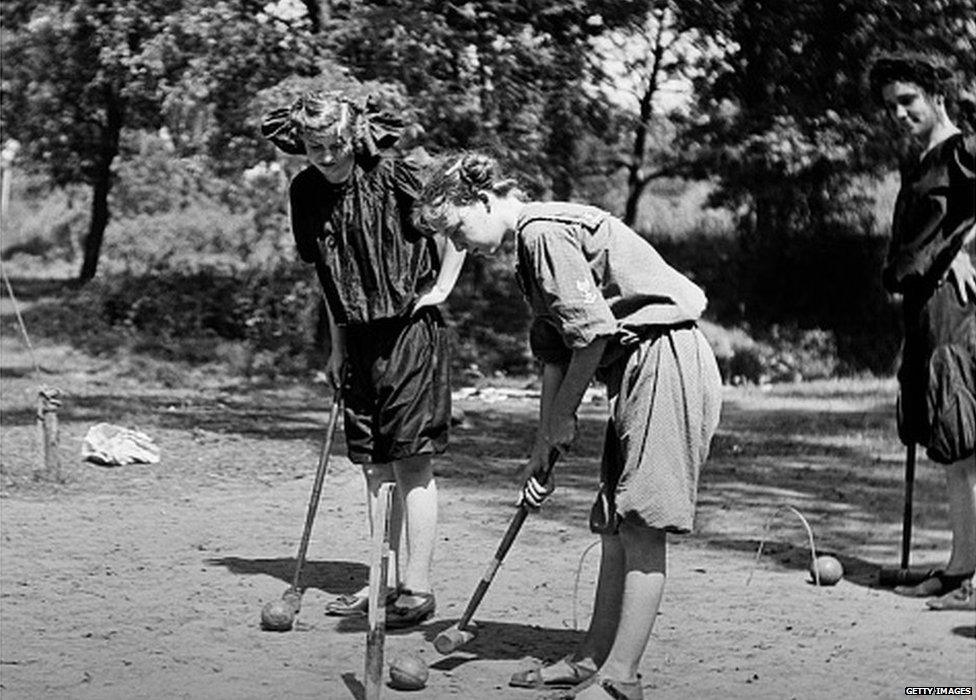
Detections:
[868, 53, 975, 611]
[263, 89, 465, 627]
[415, 154, 722, 700]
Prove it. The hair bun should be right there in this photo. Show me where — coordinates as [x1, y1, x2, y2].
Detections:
[460, 154, 495, 189]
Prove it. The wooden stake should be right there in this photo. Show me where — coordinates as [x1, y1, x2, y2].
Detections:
[364, 482, 394, 700]
[36, 387, 62, 482]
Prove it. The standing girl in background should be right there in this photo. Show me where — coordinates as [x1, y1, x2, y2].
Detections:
[868, 53, 976, 611]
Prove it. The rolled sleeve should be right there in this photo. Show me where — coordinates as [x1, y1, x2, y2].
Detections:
[521, 223, 618, 349]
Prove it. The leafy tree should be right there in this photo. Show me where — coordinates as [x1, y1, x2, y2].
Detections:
[323, 0, 655, 198]
[685, 0, 975, 227]
[676, 0, 975, 370]
[585, 0, 722, 224]
[1, 0, 319, 281]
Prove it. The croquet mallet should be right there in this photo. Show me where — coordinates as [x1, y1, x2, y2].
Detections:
[279, 389, 343, 613]
[364, 481, 395, 700]
[434, 448, 561, 654]
[878, 443, 937, 586]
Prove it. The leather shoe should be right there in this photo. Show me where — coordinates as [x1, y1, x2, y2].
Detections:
[385, 589, 435, 629]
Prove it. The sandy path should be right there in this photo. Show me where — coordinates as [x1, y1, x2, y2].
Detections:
[1, 342, 974, 699]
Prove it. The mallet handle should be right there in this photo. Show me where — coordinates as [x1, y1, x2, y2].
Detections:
[290, 392, 343, 593]
[365, 482, 394, 700]
[455, 448, 560, 631]
[900, 442, 917, 571]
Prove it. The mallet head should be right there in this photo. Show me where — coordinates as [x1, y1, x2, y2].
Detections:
[434, 623, 477, 654]
[282, 588, 302, 613]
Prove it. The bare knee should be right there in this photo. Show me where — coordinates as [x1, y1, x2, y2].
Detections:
[392, 455, 434, 491]
[945, 455, 976, 481]
[619, 521, 666, 574]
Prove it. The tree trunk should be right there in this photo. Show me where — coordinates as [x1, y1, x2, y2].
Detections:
[78, 164, 112, 282]
[78, 91, 123, 283]
[301, 0, 330, 33]
[622, 7, 667, 227]
[622, 82, 657, 226]
[546, 87, 575, 201]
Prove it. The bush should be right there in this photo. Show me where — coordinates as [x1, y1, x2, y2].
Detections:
[0, 182, 87, 263]
[647, 222, 901, 376]
[7, 156, 903, 382]
[443, 250, 534, 376]
[756, 326, 840, 382]
[701, 320, 841, 384]
[22, 262, 322, 378]
[100, 205, 291, 275]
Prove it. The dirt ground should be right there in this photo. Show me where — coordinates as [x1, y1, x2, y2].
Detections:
[1, 336, 974, 700]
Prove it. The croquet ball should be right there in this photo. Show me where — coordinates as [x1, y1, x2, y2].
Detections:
[260, 600, 295, 631]
[389, 653, 428, 690]
[810, 555, 844, 586]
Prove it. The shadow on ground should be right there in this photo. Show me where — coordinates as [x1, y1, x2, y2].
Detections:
[340, 672, 365, 700]
[441, 394, 951, 572]
[331, 615, 582, 664]
[0, 276, 75, 302]
[0, 389, 342, 442]
[702, 538, 890, 589]
[2, 341, 953, 579]
[206, 556, 368, 596]
[422, 619, 582, 664]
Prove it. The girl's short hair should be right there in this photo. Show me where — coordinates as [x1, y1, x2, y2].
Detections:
[414, 153, 522, 234]
[868, 52, 956, 102]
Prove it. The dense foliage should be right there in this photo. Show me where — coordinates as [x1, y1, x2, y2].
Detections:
[0, 0, 322, 279]
[3, 0, 974, 380]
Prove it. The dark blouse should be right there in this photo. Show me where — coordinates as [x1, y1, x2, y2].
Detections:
[884, 133, 975, 298]
[289, 157, 437, 325]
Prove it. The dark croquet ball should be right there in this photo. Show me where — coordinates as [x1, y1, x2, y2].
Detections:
[260, 599, 295, 631]
[389, 653, 428, 690]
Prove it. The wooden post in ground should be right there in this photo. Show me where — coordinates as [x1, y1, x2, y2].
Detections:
[36, 387, 62, 482]
[364, 482, 394, 700]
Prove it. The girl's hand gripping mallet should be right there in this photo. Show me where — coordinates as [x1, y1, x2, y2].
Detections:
[433, 448, 561, 654]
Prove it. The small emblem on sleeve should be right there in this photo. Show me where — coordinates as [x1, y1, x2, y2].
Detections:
[576, 278, 597, 304]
